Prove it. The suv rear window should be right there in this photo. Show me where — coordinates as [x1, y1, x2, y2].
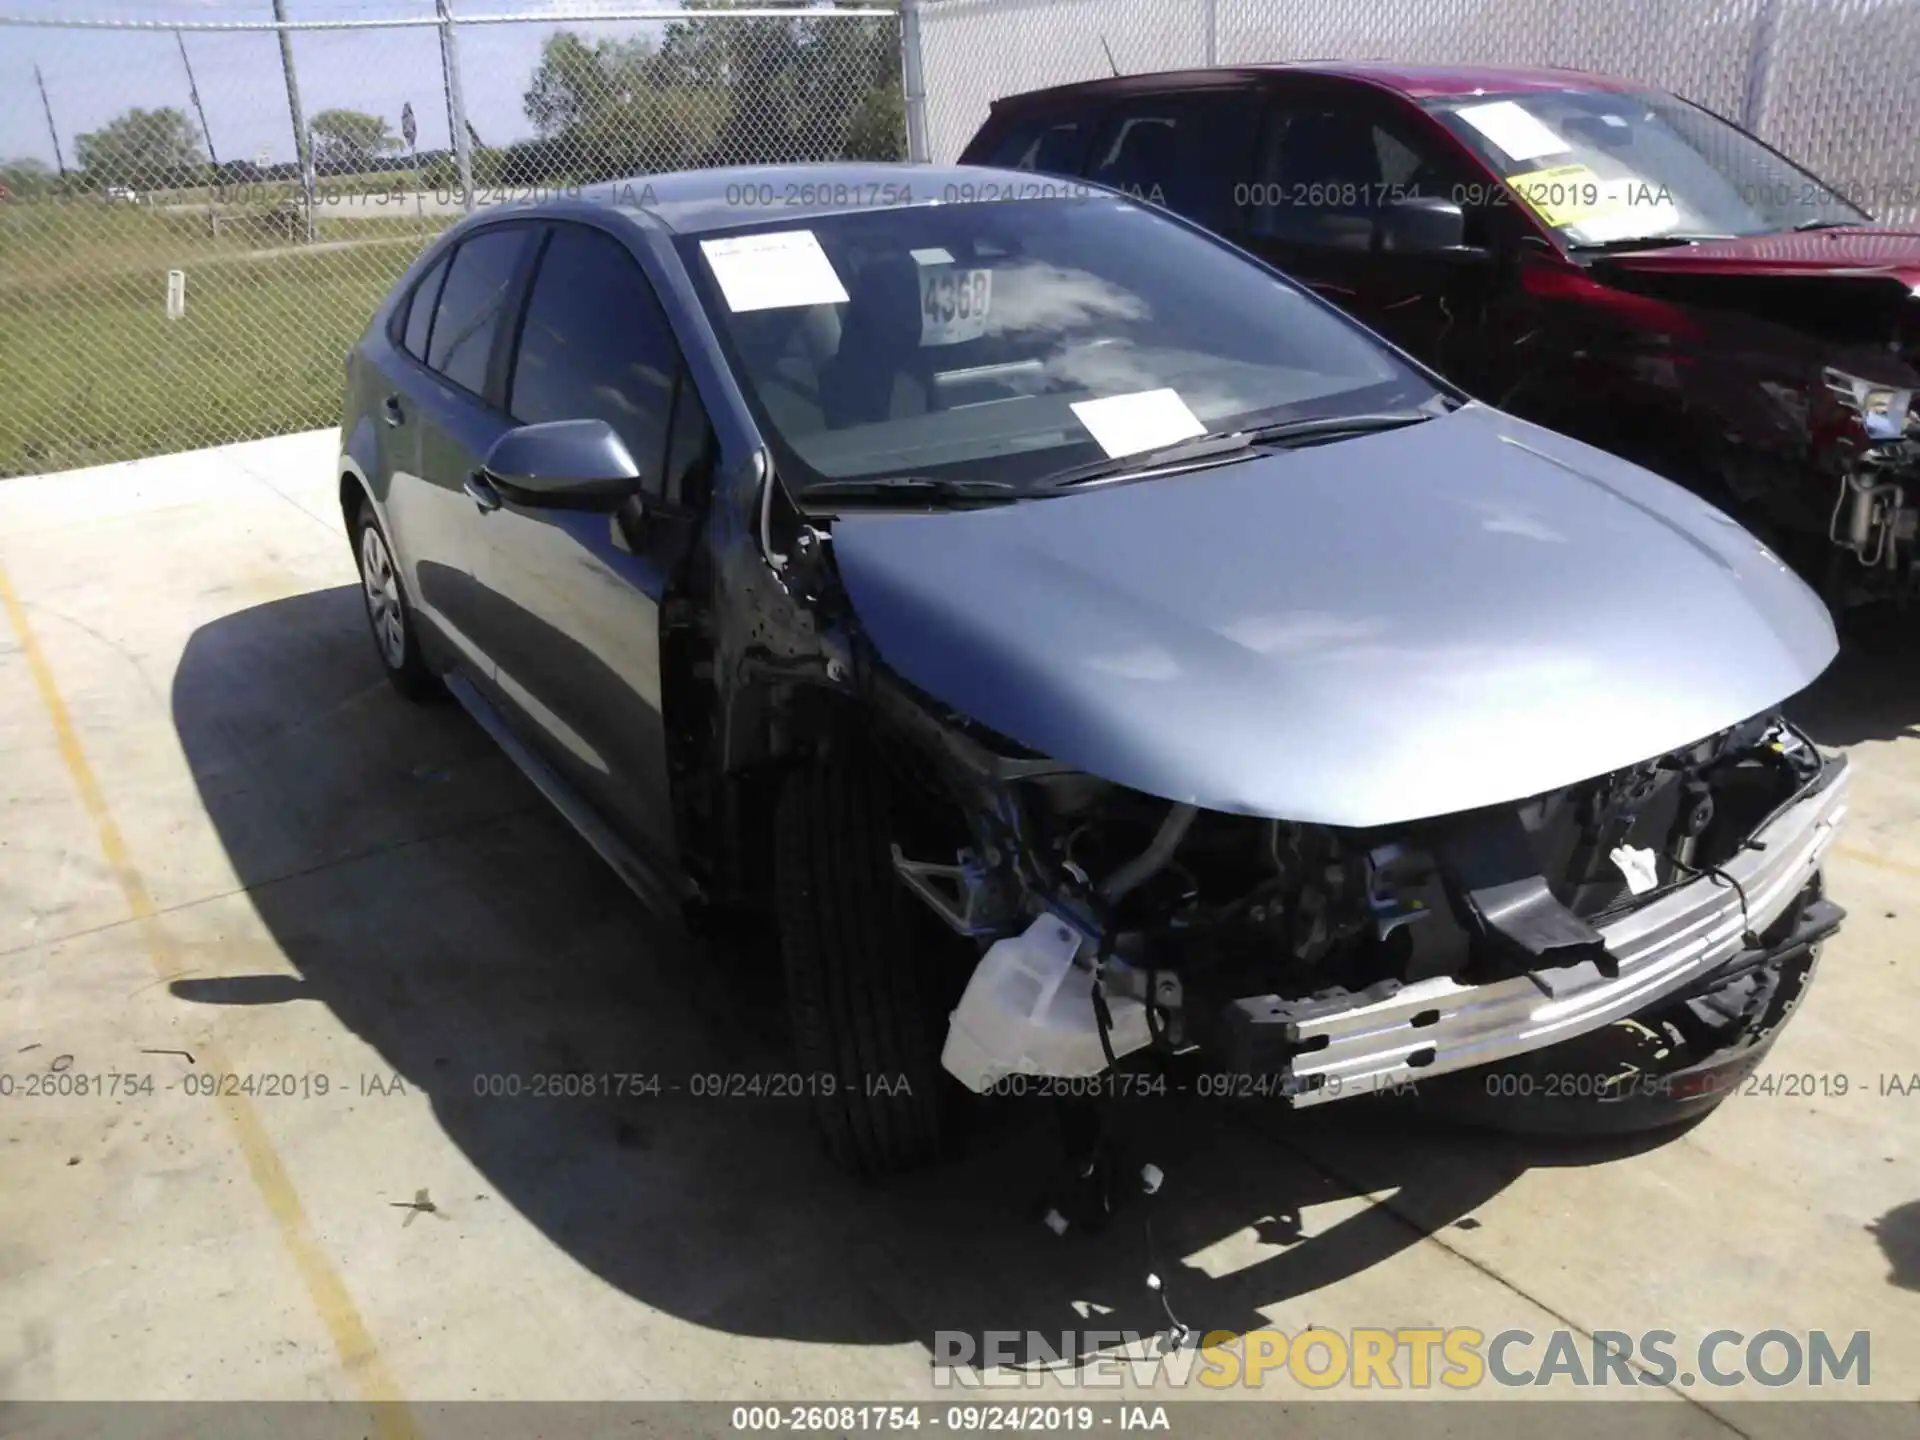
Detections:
[1083, 92, 1262, 230]
[979, 115, 1088, 175]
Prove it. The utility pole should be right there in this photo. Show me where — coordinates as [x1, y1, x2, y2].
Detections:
[898, 0, 929, 164]
[436, 0, 475, 213]
[271, 0, 315, 241]
[33, 64, 67, 179]
[175, 31, 220, 167]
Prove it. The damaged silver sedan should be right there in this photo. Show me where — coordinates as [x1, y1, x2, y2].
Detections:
[339, 164, 1847, 1178]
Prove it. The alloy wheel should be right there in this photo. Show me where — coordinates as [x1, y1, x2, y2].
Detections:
[360, 523, 407, 670]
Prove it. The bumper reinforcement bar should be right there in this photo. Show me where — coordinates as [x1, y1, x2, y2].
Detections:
[1221, 756, 1850, 1106]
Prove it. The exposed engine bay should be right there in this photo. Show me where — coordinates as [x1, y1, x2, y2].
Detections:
[875, 679, 1850, 1103]
[1579, 259, 1920, 606]
[1822, 363, 1920, 598]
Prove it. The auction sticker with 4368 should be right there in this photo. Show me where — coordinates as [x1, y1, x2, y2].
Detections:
[913, 248, 992, 346]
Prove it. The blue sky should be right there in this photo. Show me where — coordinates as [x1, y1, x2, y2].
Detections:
[0, 1, 735, 171]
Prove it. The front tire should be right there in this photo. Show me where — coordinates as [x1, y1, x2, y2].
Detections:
[351, 504, 441, 703]
[774, 752, 952, 1175]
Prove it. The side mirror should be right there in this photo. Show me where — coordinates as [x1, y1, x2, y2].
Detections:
[1376, 196, 1490, 259]
[481, 419, 641, 510]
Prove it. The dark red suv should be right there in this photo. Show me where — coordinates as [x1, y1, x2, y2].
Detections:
[961, 63, 1920, 607]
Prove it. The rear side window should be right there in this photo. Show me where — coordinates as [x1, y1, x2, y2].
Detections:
[401, 252, 449, 360]
[979, 114, 1087, 175]
[1085, 92, 1263, 232]
[508, 223, 680, 486]
[427, 227, 528, 396]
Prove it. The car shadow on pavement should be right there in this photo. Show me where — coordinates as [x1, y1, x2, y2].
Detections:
[1788, 619, 1920, 747]
[165, 585, 1727, 1360]
[1868, 1201, 1920, 1293]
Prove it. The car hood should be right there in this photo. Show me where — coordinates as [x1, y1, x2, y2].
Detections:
[1594, 224, 1920, 287]
[829, 405, 1837, 828]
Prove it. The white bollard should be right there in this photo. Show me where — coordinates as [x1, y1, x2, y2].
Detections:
[166, 269, 186, 321]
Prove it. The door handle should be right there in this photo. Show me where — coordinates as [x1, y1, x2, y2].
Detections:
[382, 395, 406, 427]
[463, 471, 502, 514]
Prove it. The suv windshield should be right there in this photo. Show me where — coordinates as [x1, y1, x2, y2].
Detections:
[677, 197, 1443, 499]
[1426, 88, 1869, 249]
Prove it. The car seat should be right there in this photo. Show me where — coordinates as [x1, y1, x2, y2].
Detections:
[819, 254, 933, 429]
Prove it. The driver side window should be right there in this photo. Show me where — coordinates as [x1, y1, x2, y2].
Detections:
[1248, 96, 1478, 249]
[508, 223, 681, 493]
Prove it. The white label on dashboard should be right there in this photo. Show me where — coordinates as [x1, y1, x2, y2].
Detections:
[699, 229, 849, 313]
[1070, 388, 1207, 458]
[918, 263, 992, 346]
[1456, 100, 1571, 162]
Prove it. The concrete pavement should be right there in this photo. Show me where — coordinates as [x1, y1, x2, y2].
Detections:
[1, 431, 1918, 1432]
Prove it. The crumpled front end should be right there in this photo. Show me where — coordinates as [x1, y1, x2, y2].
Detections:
[879, 690, 1848, 1107]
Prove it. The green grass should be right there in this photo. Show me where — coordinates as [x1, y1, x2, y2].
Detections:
[0, 200, 451, 476]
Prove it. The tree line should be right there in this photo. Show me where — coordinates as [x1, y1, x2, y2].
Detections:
[1, 6, 902, 201]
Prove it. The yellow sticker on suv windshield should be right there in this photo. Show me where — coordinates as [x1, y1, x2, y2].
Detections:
[1504, 163, 1619, 228]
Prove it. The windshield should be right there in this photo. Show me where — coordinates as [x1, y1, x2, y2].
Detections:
[1426, 88, 1869, 248]
[677, 197, 1442, 498]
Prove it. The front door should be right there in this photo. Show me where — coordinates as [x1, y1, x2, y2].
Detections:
[472, 221, 711, 867]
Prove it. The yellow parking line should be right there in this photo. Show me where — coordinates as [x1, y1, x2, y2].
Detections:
[0, 557, 416, 1439]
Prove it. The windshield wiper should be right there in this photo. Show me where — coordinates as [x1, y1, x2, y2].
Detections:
[1567, 233, 1738, 254]
[799, 474, 1019, 506]
[1792, 217, 1859, 232]
[1037, 408, 1446, 492]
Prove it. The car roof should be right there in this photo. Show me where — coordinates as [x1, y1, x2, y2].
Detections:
[548, 163, 1058, 235]
[990, 60, 1647, 109]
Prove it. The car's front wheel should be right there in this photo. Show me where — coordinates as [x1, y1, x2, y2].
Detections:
[773, 751, 958, 1175]
[351, 503, 441, 703]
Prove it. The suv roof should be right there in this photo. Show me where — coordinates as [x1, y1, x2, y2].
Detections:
[989, 60, 1645, 109]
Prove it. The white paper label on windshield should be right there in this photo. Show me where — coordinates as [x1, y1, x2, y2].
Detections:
[699, 229, 849, 313]
[1070, 388, 1206, 458]
[1456, 100, 1571, 162]
[918, 263, 992, 346]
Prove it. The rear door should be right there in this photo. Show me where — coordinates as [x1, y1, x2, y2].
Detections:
[474, 219, 714, 866]
[390, 221, 539, 680]
[365, 250, 447, 649]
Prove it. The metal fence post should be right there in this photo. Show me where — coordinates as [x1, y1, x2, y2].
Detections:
[437, 0, 476, 213]
[270, 0, 315, 241]
[1741, 0, 1784, 132]
[899, 0, 931, 164]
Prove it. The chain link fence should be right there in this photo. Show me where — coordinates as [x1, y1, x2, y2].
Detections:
[4, 0, 1915, 477]
[918, 0, 1920, 230]
[0, 3, 903, 477]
